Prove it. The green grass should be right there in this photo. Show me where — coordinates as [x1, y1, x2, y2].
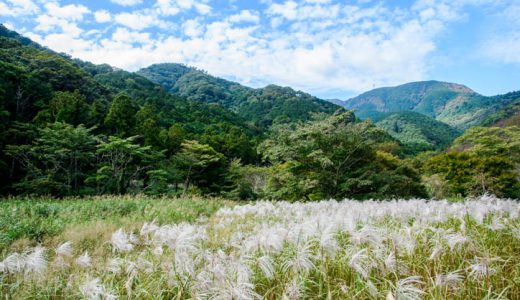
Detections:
[0, 195, 235, 254]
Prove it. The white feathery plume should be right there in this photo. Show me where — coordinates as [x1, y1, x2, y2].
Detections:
[365, 279, 379, 298]
[1, 252, 25, 273]
[512, 228, 520, 241]
[140, 220, 159, 236]
[110, 229, 134, 252]
[348, 248, 371, 278]
[282, 241, 315, 274]
[394, 276, 424, 300]
[106, 258, 124, 274]
[56, 241, 73, 257]
[256, 255, 275, 279]
[137, 255, 154, 274]
[468, 259, 497, 280]
[434, 270, 464, 288]
[318, 228, 339, 258]
[487, 217, 505, 231]
[429, 246, 443, 261]
[79, 278, 104, 299]
[76, 251, 92, 268]
[24, 246, 47, 275]
[445, 233, 469, 250]
[79, 277, 116, 300]
[384, 252, 396, 274]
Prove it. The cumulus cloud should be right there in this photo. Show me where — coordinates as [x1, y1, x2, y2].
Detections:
[110, 0, 142, 7]
[8, 0, 514, 95]
[182, 19, 204, 37]
[154, 0, 212, 16]
[228, 10, 260, 24]
[0, 0, 39, 16]
[94, 10, 112, 23]
[114, 11, 169, 30]
[43, 2, 90, 21]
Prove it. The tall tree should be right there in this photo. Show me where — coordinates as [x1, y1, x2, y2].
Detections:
[173, 140, 226, 195]
[89, 135, 163, 194]
[104, 93, 138, 137]
[261, 112, 426, 200]
[6, 122, 97, 195]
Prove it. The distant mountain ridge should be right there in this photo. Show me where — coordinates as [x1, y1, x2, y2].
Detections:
[375, 111, 461, 153]
[137, 63, 343, 129]
[335, 81, 519, 130]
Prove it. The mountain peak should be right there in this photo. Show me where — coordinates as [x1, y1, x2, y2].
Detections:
[339, 80, 489, 129]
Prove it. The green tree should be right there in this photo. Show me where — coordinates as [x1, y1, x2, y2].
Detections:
[200, 123, 258, 163]
[47, 90, 91, 125]
[159, 124, 186, 156]
[104, 93, 138, 136]
[425, 152, 520, 198]
[452, 126, 520, 163]
[173, 140, 226, 195]
[6, 122, 97, 195]
[260, 112, 426, 200]
[89, 136, 163, 194]
[135, 103, 161, 147]
[424, 126, 520, 198]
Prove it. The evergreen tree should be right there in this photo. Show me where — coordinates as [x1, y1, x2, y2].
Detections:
[104, 93, 139, 137]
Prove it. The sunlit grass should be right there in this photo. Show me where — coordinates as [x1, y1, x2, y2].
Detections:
[1, 195, 519, 299]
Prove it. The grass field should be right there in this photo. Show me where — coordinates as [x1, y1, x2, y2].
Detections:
[1, 195, 519, 299]
[0, 195, 234, 254]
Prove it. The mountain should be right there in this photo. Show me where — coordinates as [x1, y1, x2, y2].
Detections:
[481, 91, 520, 127]
[339, 81, 518, 130]
[0, 24, 262, 170]
[375, 111, 461, 153]
[137, 63, 343, 129]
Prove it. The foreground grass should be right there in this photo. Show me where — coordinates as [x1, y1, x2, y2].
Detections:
[1, 195, 520, 299]
[0, 195, 235, 254]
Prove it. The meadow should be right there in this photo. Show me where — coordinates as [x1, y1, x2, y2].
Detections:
[1, 195, 519, 299]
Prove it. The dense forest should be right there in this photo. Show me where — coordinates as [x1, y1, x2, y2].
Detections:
[137, 63, 341, 129]
[1, 24, 520, 200]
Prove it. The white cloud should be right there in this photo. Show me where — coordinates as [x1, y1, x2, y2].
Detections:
[182, 19, 204, 37]
[110, 0, 143, 7]
[17, 0, 514, 95]
[43, 2, 90, 21]
[35, 15, 83, 37]
[154, 0, 211, 16]
[228, 10, 260, 24]
[267, 1, 298, 20]
[0, 0, 39, 17]
[114, 11, 168, 30]
[111, 27, 151, 44]
[94, 10, 112, 23]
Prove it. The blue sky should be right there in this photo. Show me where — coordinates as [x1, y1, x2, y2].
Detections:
[1, 0, 519, 99]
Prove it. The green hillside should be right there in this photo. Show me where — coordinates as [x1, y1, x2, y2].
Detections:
[375, 111, 461, 153]
[481, 91, 520, 127]
[137, 63, 343, 128]
[0, 25, 263, 194]
[341, 81, 517, 129]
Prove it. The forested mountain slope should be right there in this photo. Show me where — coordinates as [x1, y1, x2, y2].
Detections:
[0, 25, 262, 194]
[375, 111, 461, 153]
[337, 81, 518, 129]
[481, 91, 520, 127]
[137, 63, 343, 128]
